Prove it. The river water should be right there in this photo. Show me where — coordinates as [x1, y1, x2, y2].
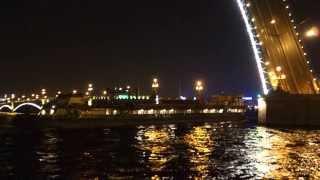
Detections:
[0, 119, 319, 179]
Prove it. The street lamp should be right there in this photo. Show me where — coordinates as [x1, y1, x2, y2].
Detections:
[152, 78, 159, 89]
[152, 78, 160, 104]
[87, 83, 94, 96]
[269, 66, 287, 90]
[41, 89, 46, 95]
[195, 81, 204, 92]
[56, 91, 62, 97]
[195, 80, 204, 102]
[88, 83, 93, 91]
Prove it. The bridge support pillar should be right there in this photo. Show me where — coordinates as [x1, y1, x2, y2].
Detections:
[259, 93, 320, 127]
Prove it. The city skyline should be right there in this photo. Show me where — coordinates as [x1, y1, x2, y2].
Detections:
[0, 0, 319, 97]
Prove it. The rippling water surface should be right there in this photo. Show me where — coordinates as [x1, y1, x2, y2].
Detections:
[0, 119, 319, 179]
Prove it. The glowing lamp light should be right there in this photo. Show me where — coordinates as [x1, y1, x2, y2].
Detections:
[280, 74, 286, 79]
[195, 80, 204, 92]
[152, 78, 159, 88]
[305, 27, 319, 38]
[180, 96, 187, 100]
[50, 109, 55, 115]
[155, 95, 159, 105]
[72, 90, 78, 94]
[88, 98, 93, 107]
[276, 66, 282, 72]
[41, 89, 46, 95]
[270, 19, 276, 24]
[41, 110, 46, 116]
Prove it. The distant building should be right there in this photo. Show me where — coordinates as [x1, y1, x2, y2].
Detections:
[93, 87, 150, 101]
[209, 95, 244, 107]
[55, 93, 87, 107]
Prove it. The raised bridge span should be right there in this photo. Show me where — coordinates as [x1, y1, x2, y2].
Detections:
[237, 0, 319, 95]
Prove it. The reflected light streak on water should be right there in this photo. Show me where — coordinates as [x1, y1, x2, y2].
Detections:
[135, 125, 176, 172]
[0, 119, 319, 179]
[184, 124, 214, 178]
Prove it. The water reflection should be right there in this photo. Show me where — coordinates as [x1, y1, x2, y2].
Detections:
[237, 127, 320, 179]
[0, 126, 15, 177]
[135, 125, 176, 173]
[36, 128, 62, 178]
[184, 124, 214, 178]
[0, 119, 319, 179]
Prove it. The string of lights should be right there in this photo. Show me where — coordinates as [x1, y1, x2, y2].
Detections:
[236, 0, 269, 95]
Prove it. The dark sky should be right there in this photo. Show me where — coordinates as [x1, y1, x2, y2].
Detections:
[0, 0, 319, 97]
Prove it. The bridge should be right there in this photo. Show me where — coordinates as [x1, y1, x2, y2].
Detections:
[0, 100, 43, 114]
[237, 0, 319, 95]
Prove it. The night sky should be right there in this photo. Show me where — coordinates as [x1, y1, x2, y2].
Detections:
[1, 0, 319, 97]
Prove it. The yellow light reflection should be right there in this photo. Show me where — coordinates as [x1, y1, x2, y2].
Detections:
[135, 126, 176, 172]
[184, 125, 214, 178]
[244, 127, 320, 179]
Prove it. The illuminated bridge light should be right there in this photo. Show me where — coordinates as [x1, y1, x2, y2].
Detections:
[236, 0, 269, 95]
[276, 66, 282, 72]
